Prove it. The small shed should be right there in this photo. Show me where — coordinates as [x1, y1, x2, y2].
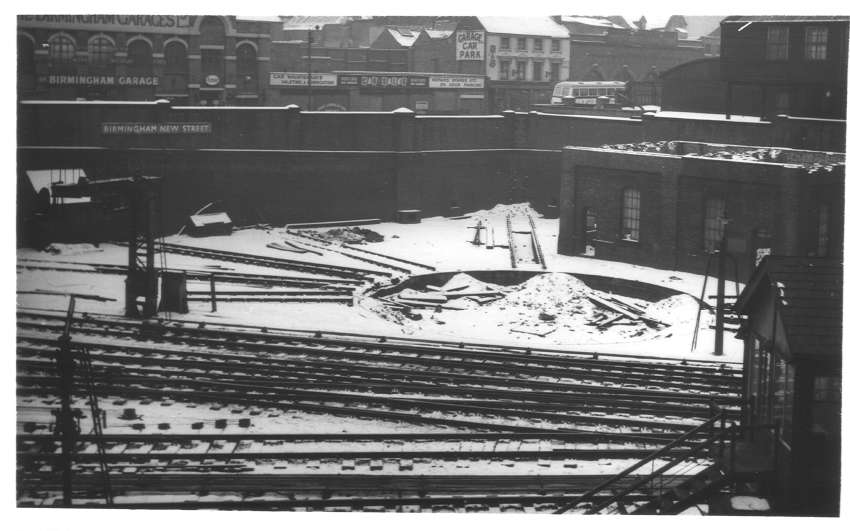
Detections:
[735, 256, 842, 515]
[187, 212, 233, 237]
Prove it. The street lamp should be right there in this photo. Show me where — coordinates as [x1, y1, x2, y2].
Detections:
[307, 24, 319, 111]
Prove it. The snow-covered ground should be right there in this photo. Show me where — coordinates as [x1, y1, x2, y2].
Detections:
[16, 203, 743, 362]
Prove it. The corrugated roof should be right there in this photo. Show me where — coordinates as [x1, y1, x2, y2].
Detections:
[723, 15, 850, 24]
[737, 256, 843, 359]
[477, 16, 570, 38]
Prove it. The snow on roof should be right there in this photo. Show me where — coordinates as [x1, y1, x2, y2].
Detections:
[560, 16, 624, 29]
[424, 29, 454, 39]
[234, 16, 282, 23]
[676, 16, 725, 40]
[477, 17, 570, 38]
[723, 15, 850, 24]
[386, 27, 422, 47]
[26, 169, 91, 203]
[283, 16, 352, 30]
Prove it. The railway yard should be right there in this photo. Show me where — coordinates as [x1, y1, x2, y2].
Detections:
[16, 203, 746, 514]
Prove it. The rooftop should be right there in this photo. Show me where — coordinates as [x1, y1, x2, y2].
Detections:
[477, 16, 570, 38]
[736, 256, 843, 360]
[596, 141, 845, 171]
[722, 15, 850, 24]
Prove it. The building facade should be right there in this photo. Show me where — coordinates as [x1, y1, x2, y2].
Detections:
[17, 15, 272, 105]
[557, 141, 845, 277]
[735, 256, 841, 516]
[662, 16, 849, 119]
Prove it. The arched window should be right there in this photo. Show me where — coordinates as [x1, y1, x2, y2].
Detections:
[621, 188, 640, 242]
[49, 34, 75, 63]
[236, 43, 257, 92]
[127, 39, 153, 74]
[88, 35, 115, 67]
[704, 197, 726, 252]
[164, 41, 187, 73]
[18, 34, 35, 75]
[199, 16, 226, 45]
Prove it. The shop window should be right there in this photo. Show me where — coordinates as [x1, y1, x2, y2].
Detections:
[551, 39, 561, 53]
[621, 188, 640, 241]
[765, 25, 789, 60]
[704, 197, 726, 252]
[550, 62, 561, 82]
[532, 61, 543, 81]
[817, 204, 830, 256]
[127, 39, 153, 74]
[499, 60, 510, 80]
[515, 60, 526, 80]
[49, 34, 76, 64]
[88, 35, 115, 67]
[517, 37, 527, 51]
[499, 37, 510, 50]
[804, 26, 828, 60]
[236, 43, 258, 93]
[533, 38, 543, 51]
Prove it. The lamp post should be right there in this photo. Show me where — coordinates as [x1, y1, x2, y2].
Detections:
[307, 24, 319, 111]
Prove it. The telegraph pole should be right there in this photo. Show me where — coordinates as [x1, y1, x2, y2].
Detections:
[307, 25, 318, 111]
[714, 214, 731, 356]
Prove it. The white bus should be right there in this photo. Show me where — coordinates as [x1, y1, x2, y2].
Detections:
[550, 81, 627, 105]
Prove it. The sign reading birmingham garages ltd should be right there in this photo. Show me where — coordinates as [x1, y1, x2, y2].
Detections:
[19, 15, 195, 32]
[101, 122, 212, 135]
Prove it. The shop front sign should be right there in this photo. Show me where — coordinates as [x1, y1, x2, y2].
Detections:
[101, 122, 212, 135]
[269, 72, 338, 87]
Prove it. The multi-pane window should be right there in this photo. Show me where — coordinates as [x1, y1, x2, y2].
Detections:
[551, 39, 561, 53]
[88, 35, 114, 66]
[550, 62, 561, 81]
[805, 26, 829, 60]
[515, 60, 526, 80]
[127, 40, 152, 74]
[164, 41, 188, 73]
[49, 34, 75, 63]
[532, 61, 543, 81]
[817, 204, 830, 256]
[499, 60, 511, 80]
[766, 26, 789, 60]
[499, 37, 510, 50]
[621, 188, 640, 241]
[772, 355, 795, 447]
[533, 38, 543, 51]
[704, 197, 726, 252]
[517, 37, 527, 51]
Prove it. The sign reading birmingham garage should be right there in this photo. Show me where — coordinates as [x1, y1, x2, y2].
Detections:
[45, 75, 160, 87]
[101, 122, 212, 135]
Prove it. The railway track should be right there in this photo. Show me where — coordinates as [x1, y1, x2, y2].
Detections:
[147, 241, 392, 280]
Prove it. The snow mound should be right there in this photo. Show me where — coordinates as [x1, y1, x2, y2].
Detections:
[503, 273, 595, 317]
[43, 243, 102, 256]
[441, 272, 504, 293]
[730, 496, 770, 512]
[643, 294, 699, 325]
[466, 202, 542, 219]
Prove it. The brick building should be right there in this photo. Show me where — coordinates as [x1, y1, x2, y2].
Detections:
[17, 15, 273, 105]
[557, 141, 844, 277]
[662, 16, 849, 119]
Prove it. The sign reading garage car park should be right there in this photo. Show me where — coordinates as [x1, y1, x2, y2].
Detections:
[456, 30, 485, 61]
[101, 122, 212, 135]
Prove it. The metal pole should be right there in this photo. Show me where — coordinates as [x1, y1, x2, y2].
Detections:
[714, 223, 728, 356]
[210, 273, 217, 313]
[307, 26, 316, 111]
[56, 296, 77, 506]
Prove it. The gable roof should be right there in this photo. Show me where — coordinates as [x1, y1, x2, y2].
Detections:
[383, 27, 422, 47]
[722, 15, 850, 24]
[737, 256, 843, 359]
[477, 16, 570, 38]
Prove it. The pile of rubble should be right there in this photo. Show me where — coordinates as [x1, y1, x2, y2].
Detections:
[303, 226, 385, 244]
[376, 273, 505, 315]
